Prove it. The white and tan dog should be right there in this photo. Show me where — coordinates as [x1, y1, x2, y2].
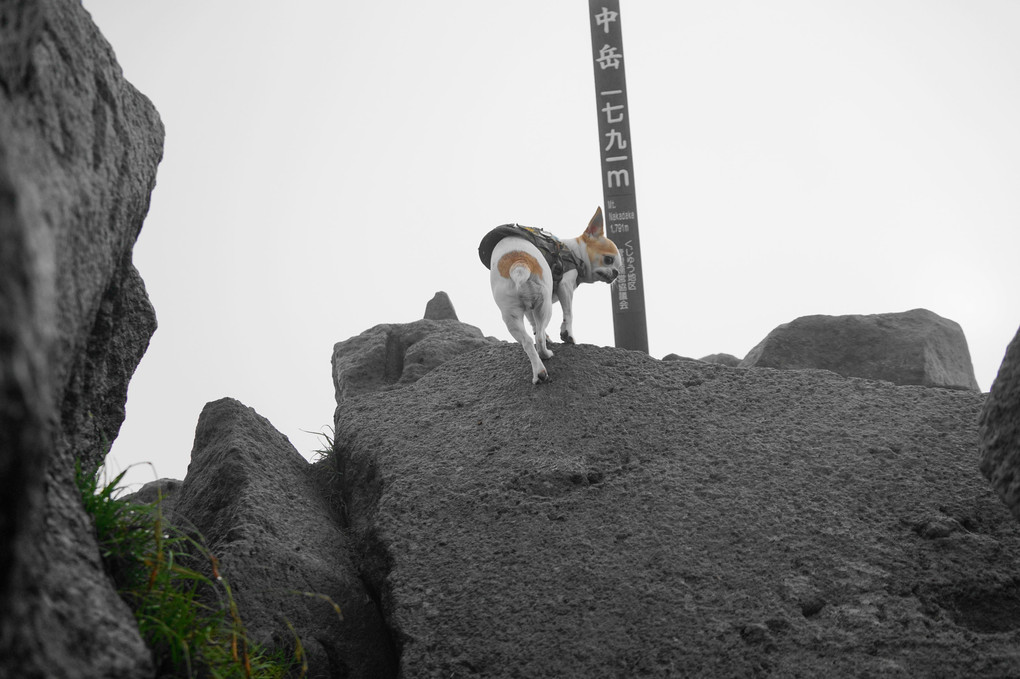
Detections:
[485, 207, 623, 384]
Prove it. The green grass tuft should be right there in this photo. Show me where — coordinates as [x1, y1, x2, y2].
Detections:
[76, 462, 301, 678]
[305, 425, 337, 464]
[305, 426, 347, 524]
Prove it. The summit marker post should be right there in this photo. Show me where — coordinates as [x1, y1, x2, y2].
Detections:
[588, 0, 648, 353]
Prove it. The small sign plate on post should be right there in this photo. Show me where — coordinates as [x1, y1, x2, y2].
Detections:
[588, 0, 648, 353]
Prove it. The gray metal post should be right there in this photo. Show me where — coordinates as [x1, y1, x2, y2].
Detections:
[588, 0, 649, 353]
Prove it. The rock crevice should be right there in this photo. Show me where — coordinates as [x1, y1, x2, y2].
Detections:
[170, 398, 399, 679]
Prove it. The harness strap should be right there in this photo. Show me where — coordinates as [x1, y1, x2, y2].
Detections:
[478, 224, 587, 292]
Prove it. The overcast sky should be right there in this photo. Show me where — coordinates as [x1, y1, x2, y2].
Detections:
[81, 1, 1020, 490]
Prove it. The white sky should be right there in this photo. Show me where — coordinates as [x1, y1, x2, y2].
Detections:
[81, 1, 1020, 490]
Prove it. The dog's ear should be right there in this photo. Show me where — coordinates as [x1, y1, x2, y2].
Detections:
[583, 206, 604, 240]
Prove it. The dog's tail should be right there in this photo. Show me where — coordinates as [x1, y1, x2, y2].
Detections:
[509, 264, 532, 289]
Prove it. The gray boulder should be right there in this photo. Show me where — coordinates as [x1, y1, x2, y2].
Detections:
[0, 1, 163, 677]
[699, 352, 741, 367]
[333, 342, 1018, 677]
[126, 478, 182, 507]
[661, 353, 697, 362]
[740, 308, 980, 390]
[423, 291, 458, 321]
[980, 325, 1020, 520]
[61, 263, 158, 473]
[171, 398, 397, 678]
[332, 318, 499, 407]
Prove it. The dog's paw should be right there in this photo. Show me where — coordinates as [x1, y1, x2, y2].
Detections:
[560, 330, 575, 344]
[533, 369, 550, 385]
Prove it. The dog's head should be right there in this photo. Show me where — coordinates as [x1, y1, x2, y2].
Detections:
[579, 207, 623, 284]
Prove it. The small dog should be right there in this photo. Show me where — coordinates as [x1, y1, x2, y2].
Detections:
[482, 207, 623, 384]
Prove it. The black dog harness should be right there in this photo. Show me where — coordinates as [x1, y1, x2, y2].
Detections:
[478, 224, 587, 293]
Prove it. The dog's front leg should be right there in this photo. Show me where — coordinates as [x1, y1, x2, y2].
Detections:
[556, 272, 578, 344]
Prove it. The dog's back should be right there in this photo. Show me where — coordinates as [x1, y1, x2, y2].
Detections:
[488, 235, 556, 383]
[489, 236, 552, 313]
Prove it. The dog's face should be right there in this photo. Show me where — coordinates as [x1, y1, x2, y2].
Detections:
[580, 207, 624, 284]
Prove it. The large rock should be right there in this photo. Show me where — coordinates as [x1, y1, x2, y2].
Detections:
[0, 1, 163, 677]
[126, 477, 182, 507]
[740, 308, 980, 390]
[61, 261, 157, 472]
[698, 352, 741, 367]
[171, 398, 397, 678]
[333, 342, 1020, 677]
[980, 325, 1020, 520]
[332, 317, 499, 407]
[423, 290, 458, 321]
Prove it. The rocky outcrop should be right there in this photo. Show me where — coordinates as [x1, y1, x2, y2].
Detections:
[662, 353, 739, 366]
[0, 1, 163, 677]
[423, 290, 458, 321]
[980, 325, 1020, 520]
[332, 342, 1018, 677]
[331, 315, 499, 408]
[61, 262, 157, 472]
[740, 308, 980, 390]
[127, 477, 182, 507]
[698, 352, 741, 366]
[661, 353, 697, 362]
[171, 398, 397, 678]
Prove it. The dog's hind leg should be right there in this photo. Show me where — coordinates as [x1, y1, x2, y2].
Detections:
[504, 310, 549, 384]
[528, 300, 554, 361]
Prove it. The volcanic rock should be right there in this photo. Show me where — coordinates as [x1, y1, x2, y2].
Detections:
[0, 2, 163, 676]
[171, 398, 397, 678]
[698, 352, 741, 366]
[332, 342, 1018, 677]
[980, 325, 1020, 520]
[331, 318, 499, 408]
[661, 353, 697, 362]
[423, 291, 458, 321]
[126, 477, 182, 507]
[740, 308, 980, 390]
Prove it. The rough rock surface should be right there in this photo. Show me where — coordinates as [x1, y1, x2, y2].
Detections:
[0, 1, 163, 677]
[61, 262, 157, 473]
[423, 291, 458, 321]
[740, 309, 980, 390]
[698, 352, 741, 366]
[980, 325, 1020, 520]
[661, 353, 696, 362]
[331, 318, 499, 408]
[333, 342, 1020, 678]
[126, 477, 182, 507]
[171, 398, 397, 678]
